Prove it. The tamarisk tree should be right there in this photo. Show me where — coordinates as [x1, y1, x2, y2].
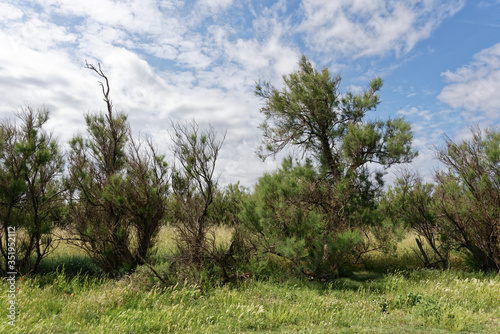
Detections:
[245, 55, 416, 278]
[256, 55, 415, 181]
[67, 63, 169, 276]
[385, 128, 500, 272]
[170, 121, 249, 282]
[435, 128, 500, 271]
[0, 106, 64, 274]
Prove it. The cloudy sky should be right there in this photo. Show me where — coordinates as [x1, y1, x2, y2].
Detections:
[1, 0, 499, 187]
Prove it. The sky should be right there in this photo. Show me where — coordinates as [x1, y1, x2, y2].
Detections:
[0, 0, 499, 188]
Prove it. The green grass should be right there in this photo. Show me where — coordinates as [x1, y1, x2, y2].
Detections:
[361, 233, 469, 273]
[2, 269, 499, 333]
[1, 228, 499, 333]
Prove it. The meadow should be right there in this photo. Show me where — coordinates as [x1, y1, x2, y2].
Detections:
[1, 228, 499, 334]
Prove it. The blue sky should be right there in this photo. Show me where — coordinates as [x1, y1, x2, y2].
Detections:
[0, 0, 499, 187]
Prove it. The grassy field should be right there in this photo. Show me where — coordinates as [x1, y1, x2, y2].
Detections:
[1, 227, 499, 333]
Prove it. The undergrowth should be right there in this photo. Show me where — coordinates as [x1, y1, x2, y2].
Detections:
[1, 228, 499, 333]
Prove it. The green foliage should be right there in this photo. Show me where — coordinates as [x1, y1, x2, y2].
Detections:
[208, 182, 249, 226]
[170, 121, 251, 283]
[66, 63, 169, 276]
[0, 106, 64, 274]
[483, 130, 500, 165]
[434, 127, 500, 272]
[2, 267, 499, 333]
[385, 127, 500, 272]
[256, 55, 416, 181]
[169, 121, 224, 264]
[36, 254, 101, 277]
[241, 158, 375, 279]
[382, 171, 454, 269]
[251, 55, 416, 279]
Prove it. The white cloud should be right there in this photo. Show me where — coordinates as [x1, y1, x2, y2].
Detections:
[0, 0, 469, 188]
[176, 44, 213, 70]
[197, 0, 233, 12]
[0, 1, 295, 187]
[0, 2, 23, 21]
[397, 107, 433, 121]
[219, 5, 300, 87]
[299, 0, 465, 58]
[0, 32, 97, 146]
[32, 0, 161, 34]
[439, 43, 500, 123]
[478, 1, 500, 8]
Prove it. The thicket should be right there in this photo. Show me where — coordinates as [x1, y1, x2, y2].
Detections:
[0, 57, 498, 283]
[385, 128, 500, 272]
[65, 63, 170, 277]
[243, 55, 416, 279]
[0, 107, 65, 275]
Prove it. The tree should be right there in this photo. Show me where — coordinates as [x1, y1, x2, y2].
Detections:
[123, 136, 169, 264]
[386, 128, 500, 272]
[241, 157, 393, 278]
[256, 56, 415, 242]
[240, 158, 333, 276]
[170, 121, 249, 282]
[382, 170, 454, 269]
[0, 106, 64, 274]
[0, 117, 25, 274]
[248, 55, 417, 278]
[256, 55, 415, 181]
[208, 182, 249, 227]
[170, 121, 224, 265]
[67, 63, 169, 276]
[434, 128, 500, 271]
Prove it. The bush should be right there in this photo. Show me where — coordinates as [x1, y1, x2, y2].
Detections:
[0, 106, 64, 274]
[435, 127, 500, 272]
[169, 121, 252, 284]
[66, 63, 169, 276]
[241, 157, 386, 279]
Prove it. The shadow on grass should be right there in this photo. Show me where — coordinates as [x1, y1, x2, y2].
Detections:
[36, 254, 102, 278]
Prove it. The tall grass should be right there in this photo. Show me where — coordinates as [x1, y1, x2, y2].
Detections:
[1, 269, 499, 333]
[361, 233, 468, 273]
[1, 228, 499, 333]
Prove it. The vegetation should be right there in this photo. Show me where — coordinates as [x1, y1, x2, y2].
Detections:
[0, 56, 499, 332]
[435, 128, 500, 271]
[169, 121, 251, 283]
[248, 55, 416, 279]
[383, 171, 453, 270]
[0, 232, 499, 333]
[66, 63, 169, 276]
[0, 106, 64, 275]
[385, 128, 500, 272]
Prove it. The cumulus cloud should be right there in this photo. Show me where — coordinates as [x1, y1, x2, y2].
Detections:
[0, 2, 23, 20]
[197, 0, 233, 12]
[439, 43, 500, 123]
[397, 107, 433, 122]
[0, 0, 301, 187]
[0, 0, 469, 187]
[299, 0, 465, 58]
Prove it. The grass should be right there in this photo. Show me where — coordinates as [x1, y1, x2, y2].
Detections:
[1, 270, 499, 333]
[362, 233, 469, 273]
[150, 225, 234, 264]
[1, 227, 499, 333]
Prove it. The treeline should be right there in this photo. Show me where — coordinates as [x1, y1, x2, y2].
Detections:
[0, 57, 498, 283]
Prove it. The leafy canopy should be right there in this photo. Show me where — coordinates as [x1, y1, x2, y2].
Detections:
[256, 55, 416, 182]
